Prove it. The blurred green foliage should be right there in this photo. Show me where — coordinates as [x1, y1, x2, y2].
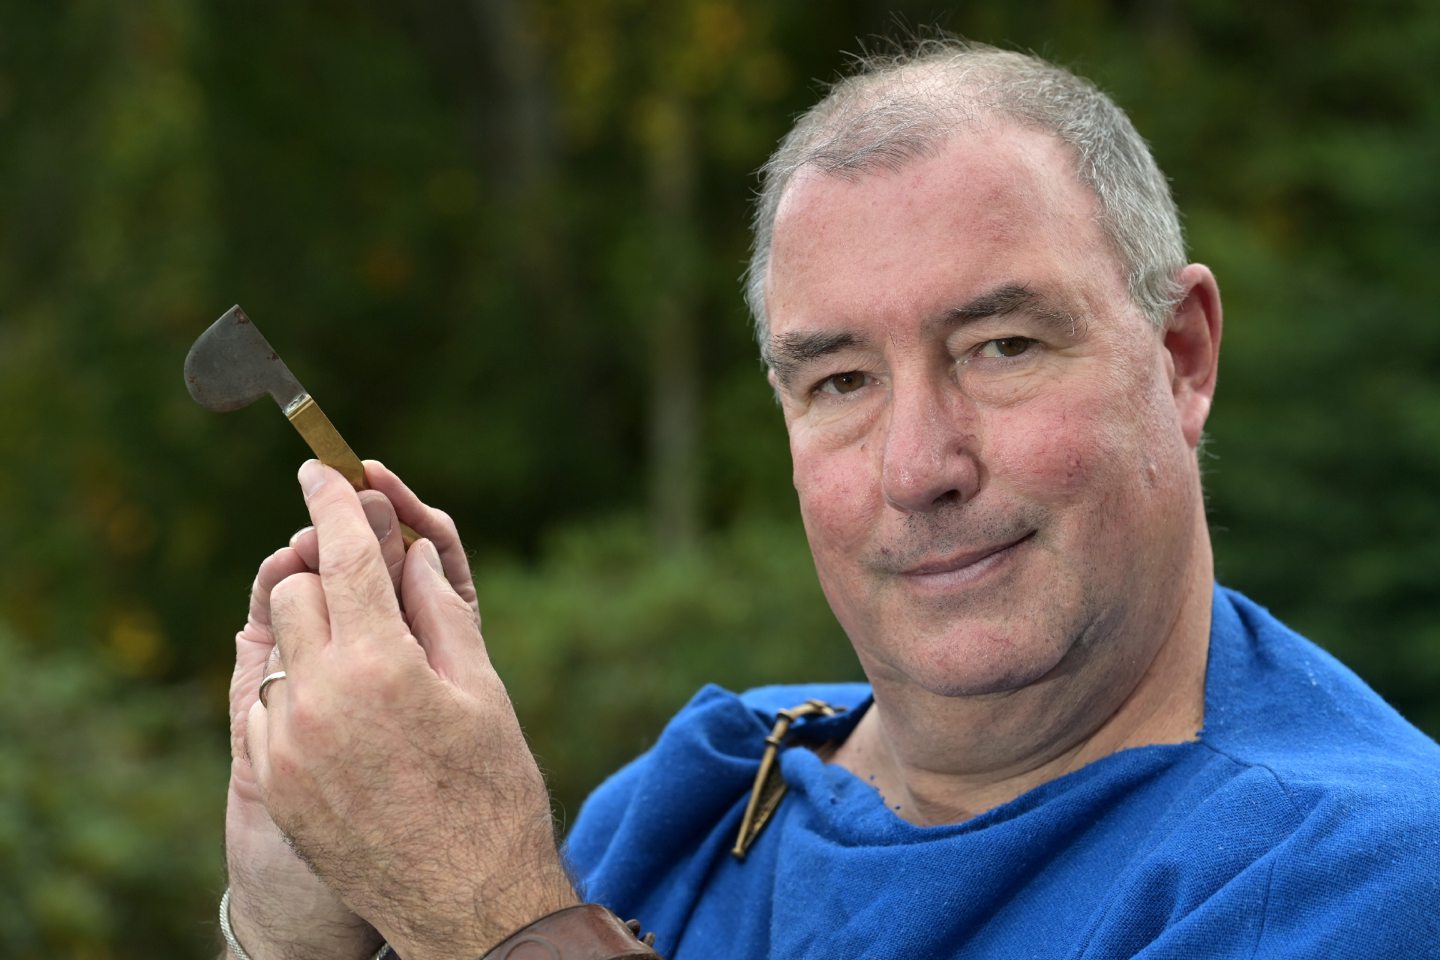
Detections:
[0, 623, 225, 954]
[1, 0, 1437, 955]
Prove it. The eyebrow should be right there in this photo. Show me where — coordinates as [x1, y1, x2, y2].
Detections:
[764, 282, 1081, 390]
[933, 283, 1081, 338]
[765, 330, 866, 389]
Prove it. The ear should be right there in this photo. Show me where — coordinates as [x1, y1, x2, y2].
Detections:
[1163, 264, 1223, 449]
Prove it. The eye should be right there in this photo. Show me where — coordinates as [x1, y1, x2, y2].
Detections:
[817, 371, 868, 396]
[974, 336, 1036, 359]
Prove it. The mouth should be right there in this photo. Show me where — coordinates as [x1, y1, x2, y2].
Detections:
[898, 531, 1036, 585]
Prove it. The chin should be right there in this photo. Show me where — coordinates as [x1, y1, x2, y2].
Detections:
[868, 621, 1082, 700]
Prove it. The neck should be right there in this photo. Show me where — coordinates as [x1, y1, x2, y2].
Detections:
[831, 542, 1213, 826]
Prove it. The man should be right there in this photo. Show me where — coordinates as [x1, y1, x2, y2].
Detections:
[219, 41, 1440, 959]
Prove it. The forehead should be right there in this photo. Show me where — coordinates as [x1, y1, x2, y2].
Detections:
[765, 123, 1127, 334]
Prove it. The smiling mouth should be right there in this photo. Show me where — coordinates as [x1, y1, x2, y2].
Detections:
[899, 531, 1036, 580]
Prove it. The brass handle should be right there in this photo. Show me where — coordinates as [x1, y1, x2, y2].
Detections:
[286, 396, 419, 546]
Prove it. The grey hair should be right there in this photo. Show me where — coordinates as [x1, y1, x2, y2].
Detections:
[745, 40, 1186, 356]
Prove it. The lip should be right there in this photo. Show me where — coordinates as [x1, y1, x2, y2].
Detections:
[899, 531, 1035, 582]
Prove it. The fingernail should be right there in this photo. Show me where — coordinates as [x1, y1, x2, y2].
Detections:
[288, 526, 314, 549]
[298, 460, 327, 499]
[423, 539, 445, 577]
[361, 498, 394, 541]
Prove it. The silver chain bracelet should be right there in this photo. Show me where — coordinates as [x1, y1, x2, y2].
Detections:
[220, 887, 392, 960]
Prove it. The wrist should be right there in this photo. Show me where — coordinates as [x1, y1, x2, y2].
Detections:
[223, 882, 382, 960]
[378, 852, 582, 960]
[475, 904, 659, 960]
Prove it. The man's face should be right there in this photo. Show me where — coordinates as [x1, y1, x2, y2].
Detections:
[765, 123, 1209, 700]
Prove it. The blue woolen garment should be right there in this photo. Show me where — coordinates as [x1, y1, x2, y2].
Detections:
[563, 588, 1440, 958]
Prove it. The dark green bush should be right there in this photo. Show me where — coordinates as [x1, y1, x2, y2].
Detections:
[0, 623, 227, 957]
[479, 514, 858, 823]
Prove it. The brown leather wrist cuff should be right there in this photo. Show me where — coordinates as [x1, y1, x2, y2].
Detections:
[480, 903, 660, 960]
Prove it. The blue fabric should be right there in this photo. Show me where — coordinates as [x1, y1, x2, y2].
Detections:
[565, 588, 1440, 958]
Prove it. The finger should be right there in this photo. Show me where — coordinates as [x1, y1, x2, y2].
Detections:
[231, 548, 308, 768]
[401, 538, 488, 684]
[289, 526, 318, 571]
[363, 460, 478, 608]
[233, 548, 310, 727]
[246, 699, 271, 786]
[268, 571, 331, 674]
[294, 496, 402, 592]
[358, 490, 406, 593]
[299, 460, 403, 643]
[248, 547, 312, 631]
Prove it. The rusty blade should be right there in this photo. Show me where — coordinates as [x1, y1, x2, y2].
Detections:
[184, 305, 308, 413]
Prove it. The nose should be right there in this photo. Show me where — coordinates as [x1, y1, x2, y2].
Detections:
[880, 377, 980, 513]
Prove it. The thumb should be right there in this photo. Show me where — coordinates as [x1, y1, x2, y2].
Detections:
[402, 538, 488, 685]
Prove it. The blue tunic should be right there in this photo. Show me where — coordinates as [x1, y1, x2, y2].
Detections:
[565, 588, 1440, 958]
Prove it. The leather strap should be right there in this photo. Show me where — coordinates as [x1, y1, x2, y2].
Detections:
[480, 903, 660, 959]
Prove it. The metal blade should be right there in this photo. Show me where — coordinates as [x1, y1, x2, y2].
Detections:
[184, 305, 308, 413]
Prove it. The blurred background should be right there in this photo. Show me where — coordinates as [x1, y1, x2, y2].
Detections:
[2, 1, 1438, 954]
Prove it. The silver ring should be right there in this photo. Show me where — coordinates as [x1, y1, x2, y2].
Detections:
[258, 670, 288, 708]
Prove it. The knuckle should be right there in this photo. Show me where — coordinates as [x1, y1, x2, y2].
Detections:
[282, 696, 322, 744]
[431, 508, 459, 538]
[352, 655, 403, 691]
[258, 546, 289, 572]
[340, 656, 410, 711]
[338, 575, 399, 625]
[250, 551, 286, 596]
[289, 527, 316, 554]
[326, 533, 381, 576]
[269, 571, 318, 611]
[441, 590, 481, 626]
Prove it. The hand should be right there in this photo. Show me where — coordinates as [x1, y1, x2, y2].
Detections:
[224, 461, 446, 958]
[247, 461, 578, 960]
[222, 486, 403, 959]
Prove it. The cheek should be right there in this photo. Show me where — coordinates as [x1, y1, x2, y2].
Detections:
[791, 440, 875, 554]
[985, 403, 1108, 501]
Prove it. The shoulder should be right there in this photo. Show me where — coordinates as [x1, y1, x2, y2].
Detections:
[1205, 586, 1440, 778]
[1204, 586, 1440, 849]
[1193, 588, 1440, 956]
